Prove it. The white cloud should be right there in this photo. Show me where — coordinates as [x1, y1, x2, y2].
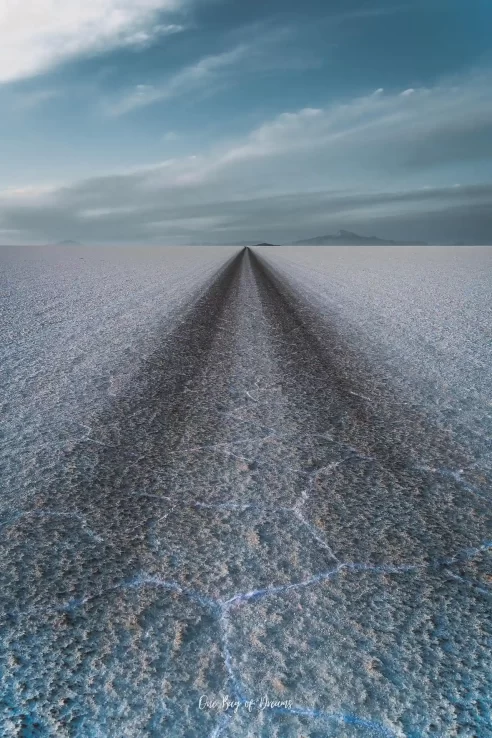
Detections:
[106, 43, 251, 115]
[0, 0, 184, 83]
[207, 69, 492, 177]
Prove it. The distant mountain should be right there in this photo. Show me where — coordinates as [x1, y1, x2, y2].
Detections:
[253, 242, 280, 247]
[290, 230, 427, 246]
[56, 239, 82, 246]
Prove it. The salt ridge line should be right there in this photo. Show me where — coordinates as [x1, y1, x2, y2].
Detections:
[4, 538, 490, 622]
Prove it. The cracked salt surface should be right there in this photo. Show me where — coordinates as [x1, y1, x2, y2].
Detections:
[0, 245, 491, 737]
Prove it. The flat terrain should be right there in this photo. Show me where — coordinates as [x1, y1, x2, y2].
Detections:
[0, 245, 491, 737]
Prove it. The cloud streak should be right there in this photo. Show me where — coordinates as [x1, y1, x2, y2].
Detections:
[106, 44, 251, 116]
[0, 0, 185, 83]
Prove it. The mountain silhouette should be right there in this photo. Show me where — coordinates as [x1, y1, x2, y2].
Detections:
[291, 230, 427, 246]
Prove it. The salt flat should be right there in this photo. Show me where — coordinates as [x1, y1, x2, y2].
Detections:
[0, 245, 490, 738]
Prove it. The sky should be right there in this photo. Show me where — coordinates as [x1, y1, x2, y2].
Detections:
[0, 0, 491, 245]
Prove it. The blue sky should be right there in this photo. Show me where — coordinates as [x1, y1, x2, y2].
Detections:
[0, 0, 491, 244]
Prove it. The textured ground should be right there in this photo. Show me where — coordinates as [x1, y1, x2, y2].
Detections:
[0, 245, 491, 737]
